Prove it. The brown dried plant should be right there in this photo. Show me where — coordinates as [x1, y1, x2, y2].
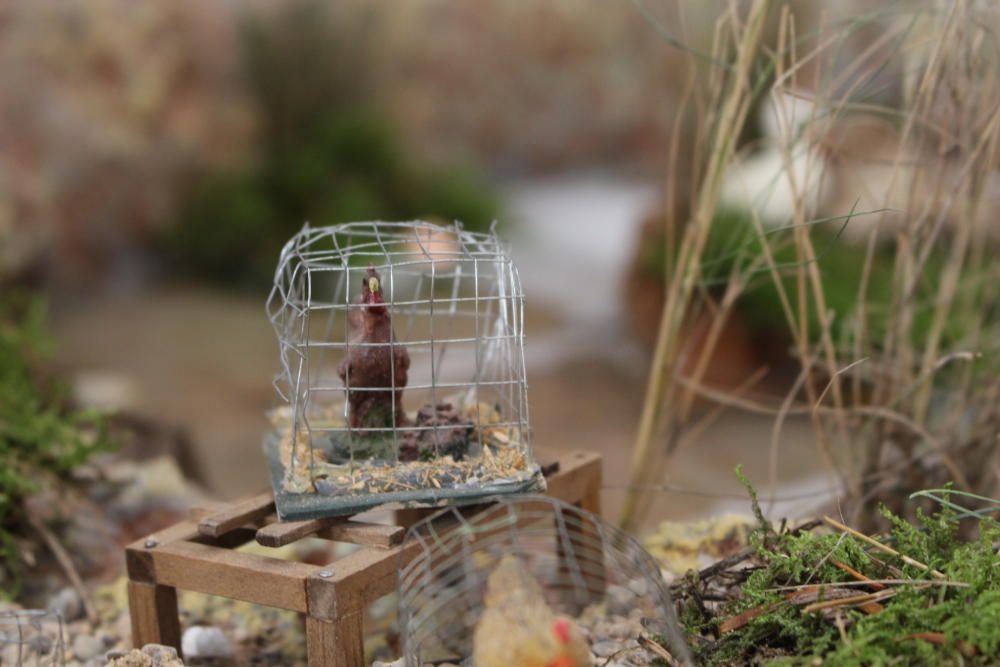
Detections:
[622, 0, 1000, 533]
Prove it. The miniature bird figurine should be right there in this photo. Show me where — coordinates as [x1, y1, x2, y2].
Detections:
[473, 555, 591, 667]
[338, 266, 410, 432]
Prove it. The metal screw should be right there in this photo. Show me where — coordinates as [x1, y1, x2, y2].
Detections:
[318, 570, 334, 578]
[144, 538, 158, 549]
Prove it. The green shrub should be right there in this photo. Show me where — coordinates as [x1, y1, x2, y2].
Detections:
[636, 207, 968, 350]
[163, 1, 500, 288]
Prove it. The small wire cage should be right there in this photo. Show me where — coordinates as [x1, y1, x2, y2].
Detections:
[0, 610, 65, 667]
[398, 496, 693, 666]
[265, 221, 545, 519]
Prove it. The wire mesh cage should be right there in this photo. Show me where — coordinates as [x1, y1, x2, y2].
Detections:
[265, 221, 545, 519]
[0, 610, 65, 667]
[398, 496, 693, 666]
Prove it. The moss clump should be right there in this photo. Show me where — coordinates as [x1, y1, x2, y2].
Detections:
[670, 476, 1000, 665]
[0, 296, 112, 597]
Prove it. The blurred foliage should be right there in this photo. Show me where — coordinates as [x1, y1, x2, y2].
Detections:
[164, 0, 500, 288]
[635, 208, 974, 351]
[0, 295, 111, 597]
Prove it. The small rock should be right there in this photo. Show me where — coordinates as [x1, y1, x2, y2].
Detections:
[106, 647, 182, 667]
[627, 577, 649, 597]
[47, 587, 83, 621]
[373, 660, 404, 667]
[182, 626, 233, 658]
[591, 640, 622, 658]
[314, 477, 338, 495]
[606, 621, 634, 639]
[141, 643, 180, 664]
[26, 635, 54, 654]
[605, 584, 635, 616]
[73, 635, 105, 661]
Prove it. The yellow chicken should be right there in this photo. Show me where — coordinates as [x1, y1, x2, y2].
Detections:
[472, 555, 591, 667]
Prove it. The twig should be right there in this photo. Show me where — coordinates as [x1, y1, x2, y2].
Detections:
[673, 519, 821, 592]
[897, 632, 977, 657]
[768, 579, 968, 592]
[638, 634, 682, 667]
[27, 513, 99, 624]
[821, 516, 946, 579]
[801, 588, 897, 614]
[829, 558, 886, 590]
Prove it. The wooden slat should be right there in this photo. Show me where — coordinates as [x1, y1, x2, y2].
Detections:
[256, 516, 340, 546]
[541, 450, 602, 511]
[198, 492, 275, 538]
[256, 517, 404, 548]
[315, 521, 405, 548]
[127, 581, 182, 653]
[307, 541, 423, 620]
[126, 522, 202, 583]
[151, 539, 316, 611]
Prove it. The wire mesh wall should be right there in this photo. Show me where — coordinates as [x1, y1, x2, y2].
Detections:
[265, 221, 544, 519]
[398, 496, 693, 666]
[0, 610, 65, 666]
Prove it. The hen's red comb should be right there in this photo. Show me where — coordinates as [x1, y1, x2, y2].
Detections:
[553, 619, 571, 644]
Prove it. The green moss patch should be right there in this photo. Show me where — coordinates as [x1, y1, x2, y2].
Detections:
[658, 473, 1000, 665]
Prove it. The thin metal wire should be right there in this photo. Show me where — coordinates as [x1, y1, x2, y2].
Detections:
[397, 496, 693, 667]
[0, 610, 65, 667]
[268, 220, 531, 492]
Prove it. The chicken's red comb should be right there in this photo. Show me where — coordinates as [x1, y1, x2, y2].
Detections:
[553, 618, 571, 644]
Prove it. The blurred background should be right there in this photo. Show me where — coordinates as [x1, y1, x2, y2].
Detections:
[2, 0, 995, 535]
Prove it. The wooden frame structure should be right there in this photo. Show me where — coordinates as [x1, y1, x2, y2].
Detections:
[125, 450, 602, 667]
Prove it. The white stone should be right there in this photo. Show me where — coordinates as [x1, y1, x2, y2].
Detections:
[72, 634, 104, 661]
[181, 626, 233, 658]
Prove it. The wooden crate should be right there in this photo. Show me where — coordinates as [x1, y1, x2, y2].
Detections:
[125, 450, 602, 667]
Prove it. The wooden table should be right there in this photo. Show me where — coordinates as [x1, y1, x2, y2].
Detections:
[125, 450, 602, 666]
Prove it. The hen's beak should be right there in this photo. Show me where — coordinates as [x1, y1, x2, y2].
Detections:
[368, 276, 380, 294]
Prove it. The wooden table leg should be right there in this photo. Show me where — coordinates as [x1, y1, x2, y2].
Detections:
[306, 612, 365, 667]
[127, 580, 182, 653]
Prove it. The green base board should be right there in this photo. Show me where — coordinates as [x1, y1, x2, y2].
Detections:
[263, 430, 547, 521]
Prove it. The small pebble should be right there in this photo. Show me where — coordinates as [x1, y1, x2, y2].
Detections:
[604, 584, 635, 616]
[181, 625, 233, 658]
[591, 640, 622, 658]
[607, 620, 634, 639]
[47, 587, 84, 622]
[73, 634, 105, 661]
[373, 660, 404, 667]
[627, 577, 649, 597]
[141, 643, 180, 664]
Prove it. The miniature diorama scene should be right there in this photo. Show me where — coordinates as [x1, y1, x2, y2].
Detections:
[3, 1, 999, 666]
[265, 222, 544, 519]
